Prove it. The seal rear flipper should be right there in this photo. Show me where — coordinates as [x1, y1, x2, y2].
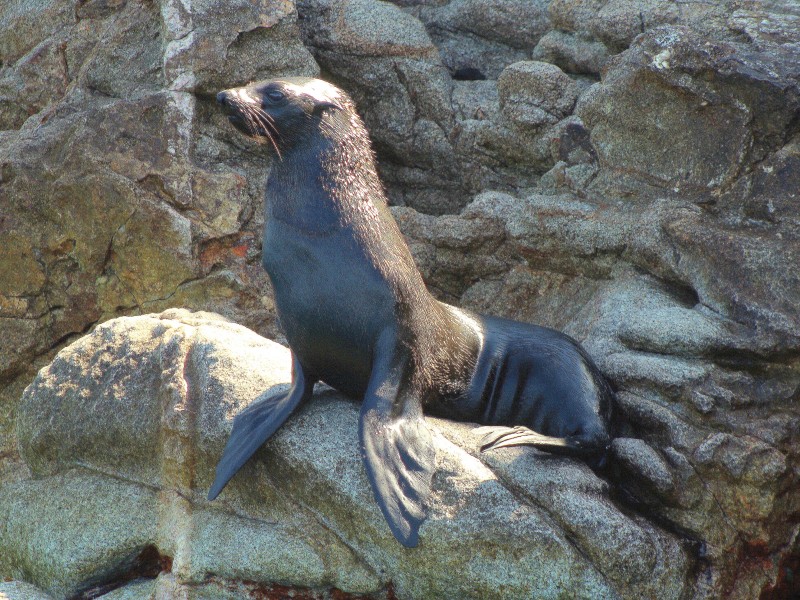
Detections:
[359, 334, 435, 548]
[208, 355, 315, 501]
[477, 425, 600, 457]
[478, 425, 568, 452]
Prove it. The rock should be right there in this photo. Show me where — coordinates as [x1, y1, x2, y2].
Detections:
[728, 4, 800, 47]
[411, 0, 550, 79]
[0, 581, 55, 600]
[533, 30, 611, 75]
[547, 0, 760, 52]
[451, 80, 500, 121]
[612, 437, 675, 496]
[498, 61, 579, 128]
[7, 309, 693, 599]
[423, 29, 530, 83]
[297, 0, 437, 59]
[161, 0, 317, 93]
[0, 471, 158, 599]
[94, 579, 157, 600]
[577, 26, 800, 197]
[661, 213, 800, 337]
[418, 0, 550, 50]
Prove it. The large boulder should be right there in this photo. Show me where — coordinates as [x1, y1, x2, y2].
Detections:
[547, 0, 800, 52]
[576, 26, 800, 198]
[6, 309, 691, 599]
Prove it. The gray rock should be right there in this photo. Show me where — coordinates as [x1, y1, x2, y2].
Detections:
[498, 61, 579, 127]
[612, 437, 675, 496]
[547, 0, 762, 52]
[8, 309, 692, 599]
[0, 470, 158, 599]
[728, 4, 800, 47]
[420, 0, 551, 50]
[298, 0, 437, 58]
[533, 30, 611, 75]
[424, 27, 532, 81]
[577, 26, 800, 196]
[451, 80, 500, 121]
[0, 581, 55, 600]
[161, 0, 318, 92]
[96, 579, 157, 600]
[411, 0, 550, 79]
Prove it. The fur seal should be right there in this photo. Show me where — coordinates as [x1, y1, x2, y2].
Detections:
[208, 78, 613, 547]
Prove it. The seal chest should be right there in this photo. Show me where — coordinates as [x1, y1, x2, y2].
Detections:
[208, 77, 613, 547]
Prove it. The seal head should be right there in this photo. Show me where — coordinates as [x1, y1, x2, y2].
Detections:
[217, 78, 345, 158]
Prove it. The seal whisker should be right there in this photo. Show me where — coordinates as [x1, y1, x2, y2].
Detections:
[227, 97, 262, 141]
[249, 106, 283, 160]
[240, 106, 265, 139]
[251, 107, 281, 138]
[252, 105, 277, 125]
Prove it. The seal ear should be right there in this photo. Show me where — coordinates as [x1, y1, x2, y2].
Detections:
[359, 330, 435, 547]
[312, 100, 342, 116]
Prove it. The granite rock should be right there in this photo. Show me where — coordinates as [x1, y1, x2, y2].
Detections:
[7, 309, 691, 600]
[498, 60, 578, 127]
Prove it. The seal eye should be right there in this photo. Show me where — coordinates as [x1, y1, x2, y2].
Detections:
[264, 89, 285, 104]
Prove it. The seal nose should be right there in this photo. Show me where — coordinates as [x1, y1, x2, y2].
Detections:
[216, 91, 228, 106]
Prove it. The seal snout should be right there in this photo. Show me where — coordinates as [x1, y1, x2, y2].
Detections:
[216, 90, 239, 122]
[217, 91, 233, 114]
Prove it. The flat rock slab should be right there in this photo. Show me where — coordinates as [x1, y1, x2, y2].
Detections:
[6, 309, 691, 599]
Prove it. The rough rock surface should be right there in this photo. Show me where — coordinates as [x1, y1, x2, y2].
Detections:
[5, 310, 686, 599]
[1, 0, 799, 598]
[0, 0, 317, 484]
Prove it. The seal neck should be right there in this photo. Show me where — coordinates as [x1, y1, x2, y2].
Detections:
[266, 114, 431, 308]
[266, 141, 342, 234]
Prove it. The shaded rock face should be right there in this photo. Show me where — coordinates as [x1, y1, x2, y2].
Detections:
[6, 310, 690, 599]
[0, 0, 798, 599]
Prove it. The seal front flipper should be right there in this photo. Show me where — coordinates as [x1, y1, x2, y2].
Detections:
[208, 354, 315, 501]
[359, 331, 435, 548]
